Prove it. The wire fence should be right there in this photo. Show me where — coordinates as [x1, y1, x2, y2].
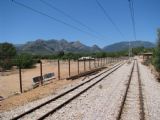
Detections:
[0, 57, 127, 98]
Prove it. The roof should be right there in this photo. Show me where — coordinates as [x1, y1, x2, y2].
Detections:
[142, 52, 153, 55]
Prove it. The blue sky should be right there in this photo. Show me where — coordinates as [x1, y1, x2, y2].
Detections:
[0, 0, 160, 47]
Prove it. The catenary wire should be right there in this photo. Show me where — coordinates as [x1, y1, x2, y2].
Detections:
[96, 0, 126, 40]
[11, 0, 100, 39]
[128, 0, 136, 40]
[39, 0, 104, 39]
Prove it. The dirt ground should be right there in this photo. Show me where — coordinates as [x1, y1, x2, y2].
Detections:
[0, 58, 116, 112]
[0, 60, 98, 99]
[0, 58, 114, 112]
[0, 78, 80, 112]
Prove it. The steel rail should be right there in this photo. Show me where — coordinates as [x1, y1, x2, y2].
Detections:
[137, 61, 145, 120]
[117, 60, 135, 120]
[11, 62, 124, 120]
[38, 62, 125, 120]
[117, 60, 145, 120]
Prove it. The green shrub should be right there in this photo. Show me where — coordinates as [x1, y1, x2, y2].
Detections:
[153, 48, 160, 72]
[152, 28, 160, 72]
[15, 53, 35, 68]
[0, 43, 16, 70]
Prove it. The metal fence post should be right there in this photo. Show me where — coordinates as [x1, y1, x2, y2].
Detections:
[58, 59, 60, 80]
[106, 57, 107, 64]
[84, 59, 86, 72]
[40, 61, 43, 85]
[19, 66, 22, 93]
[97, 58, 99, 67]
[101, 58, 102, 67]
[89, 59, 91, 70]
[77, 60, 79, 75]
[68, 59, 70, 77]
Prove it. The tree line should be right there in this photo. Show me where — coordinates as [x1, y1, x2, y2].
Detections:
[0, 40, 155, 71]
[0, 43, 36, 71]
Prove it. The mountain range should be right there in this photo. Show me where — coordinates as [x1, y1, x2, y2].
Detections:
[103, 41, 155, 52]
[15, 39, 155, 55]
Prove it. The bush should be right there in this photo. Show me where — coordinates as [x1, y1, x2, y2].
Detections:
[0, 59, 13, 70]
[0, 43, 16, 70]
[15, 53, 35, 68]
[153, 48, 160, 72]
[152, 28, 160, 72]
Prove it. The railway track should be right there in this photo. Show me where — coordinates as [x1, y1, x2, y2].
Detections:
[11, 61, 125, 120]
[117, 59, 145, 120]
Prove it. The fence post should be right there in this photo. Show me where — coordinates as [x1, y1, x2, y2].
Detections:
[58, 59, 60, 80]
[89, 59, 91, 70]
[40, 61, 43, 85]
[68, 59, 70, 77]
[103, 58, 104, 66]
[94, 59, 96, 68]
[106, 57, 107, 64]
[19, 66, 22, 93]
[77, 60, 79, 75]
[84, 59, 86, 72]
[97, 58, 99, 67]
[101, 58, 102, 67]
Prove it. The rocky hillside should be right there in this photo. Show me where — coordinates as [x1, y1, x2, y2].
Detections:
[16, 39, 155, 54]
[103, 41, 155, 52]
[16, 39, 102, 55]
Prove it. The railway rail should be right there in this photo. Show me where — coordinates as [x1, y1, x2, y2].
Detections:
[117, 59, 145, 120]
[11, 61, 125, 120]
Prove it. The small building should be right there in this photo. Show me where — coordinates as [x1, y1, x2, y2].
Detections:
[141, 52, 153, 60]
[78, 56, 95, 61]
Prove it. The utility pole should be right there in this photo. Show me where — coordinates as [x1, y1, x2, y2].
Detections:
[129, 41, 131, 60]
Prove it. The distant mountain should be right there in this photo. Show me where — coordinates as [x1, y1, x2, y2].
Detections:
[15, 39, 155, 55]
[16, 39, 102, 55]
[103, 41, 155, 52]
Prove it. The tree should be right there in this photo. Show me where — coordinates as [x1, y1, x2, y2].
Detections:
[132, 47, 144, 55]
[15, 53, 35, 68]
[0, 43, 16, 70]
[153, 28, 160, 72]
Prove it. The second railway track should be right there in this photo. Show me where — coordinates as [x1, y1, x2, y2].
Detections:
[117, 59, 145, 120]
[11, 61, 125, 120]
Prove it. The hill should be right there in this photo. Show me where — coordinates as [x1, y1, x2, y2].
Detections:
[15, 39, 155, 54]
[16, 39, 102, 55]
[103, 41, 155, 52]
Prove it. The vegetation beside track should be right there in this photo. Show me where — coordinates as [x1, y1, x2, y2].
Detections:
[0, 41, 154, 71]
[152, 28, 160, 73]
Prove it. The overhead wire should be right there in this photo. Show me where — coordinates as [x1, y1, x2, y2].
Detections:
[39, 0, 104, 39]
[95, 0, 126, 40]
[11, 0, 100, 39]
[128, 0, 136, 40]
[128, 0, 137, 57]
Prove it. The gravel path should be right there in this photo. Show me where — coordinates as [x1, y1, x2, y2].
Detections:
[120, 60, 140, 120]
[139, 61, 160, 120]
[45, 62, 133, 120]
[0, 63, 121, 120]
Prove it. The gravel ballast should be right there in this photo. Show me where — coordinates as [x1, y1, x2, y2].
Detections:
[120, 60, 140, 120]
[0, 63, 122, 120]
[1, 60, 160, 120]
[139, 62, 160, 120]
[45, 62, 133, 120]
